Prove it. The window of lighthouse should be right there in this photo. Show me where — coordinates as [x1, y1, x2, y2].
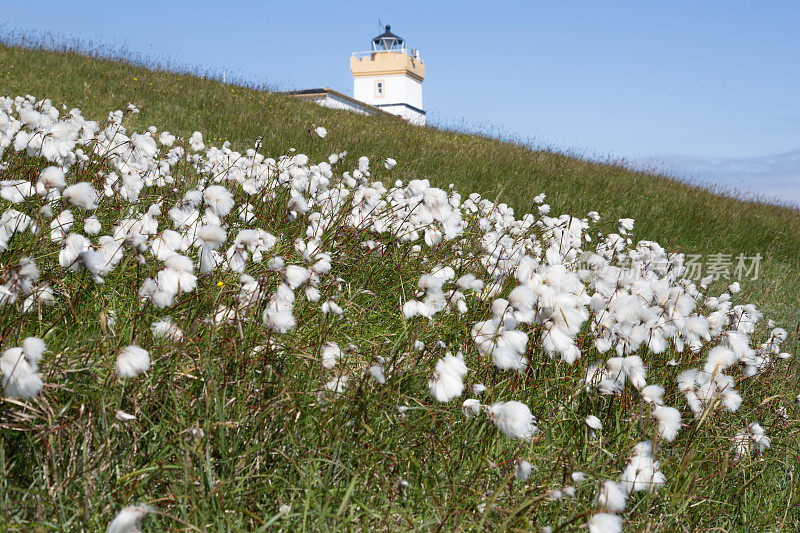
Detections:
[375, 80, 384, 97]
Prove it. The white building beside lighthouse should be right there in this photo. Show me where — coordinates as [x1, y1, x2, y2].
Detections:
[282, 25, 426, 126]
[350, 26, 426, 125]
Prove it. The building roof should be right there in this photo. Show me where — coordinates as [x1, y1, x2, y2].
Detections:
[373, 102, 426, 116]
[278, 88, 395, 118]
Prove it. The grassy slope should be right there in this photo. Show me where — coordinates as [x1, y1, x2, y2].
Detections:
[1, 44, 798, 329]
[1, 45, 799, 530]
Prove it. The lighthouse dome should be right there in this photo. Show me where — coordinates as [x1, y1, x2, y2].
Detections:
[372, 25, 405, 51]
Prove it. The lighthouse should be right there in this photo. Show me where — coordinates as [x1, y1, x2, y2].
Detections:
[350, 25, 426, 125]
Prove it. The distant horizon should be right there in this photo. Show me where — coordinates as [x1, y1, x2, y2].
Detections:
[0, 0, 797, 204]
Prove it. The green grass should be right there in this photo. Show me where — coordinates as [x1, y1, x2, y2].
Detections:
[0, 43, 799, 531]
[2, 43, 797, 327]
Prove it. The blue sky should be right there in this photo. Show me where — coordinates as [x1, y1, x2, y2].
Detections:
[2, 0, 798, 202]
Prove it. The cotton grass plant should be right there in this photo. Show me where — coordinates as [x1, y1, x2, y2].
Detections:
[0, 93, 797, 532]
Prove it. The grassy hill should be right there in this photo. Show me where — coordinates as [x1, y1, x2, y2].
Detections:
[2, 44, 797, 327]
[0, 44, 798, 531]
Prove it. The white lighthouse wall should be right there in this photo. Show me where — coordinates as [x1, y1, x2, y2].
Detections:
[354, 75, 423, 111]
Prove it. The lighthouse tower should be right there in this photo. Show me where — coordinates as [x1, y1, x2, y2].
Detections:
[350, 25, 426, 125]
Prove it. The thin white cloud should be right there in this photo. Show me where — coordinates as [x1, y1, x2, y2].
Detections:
[635, 149, 800, 207]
